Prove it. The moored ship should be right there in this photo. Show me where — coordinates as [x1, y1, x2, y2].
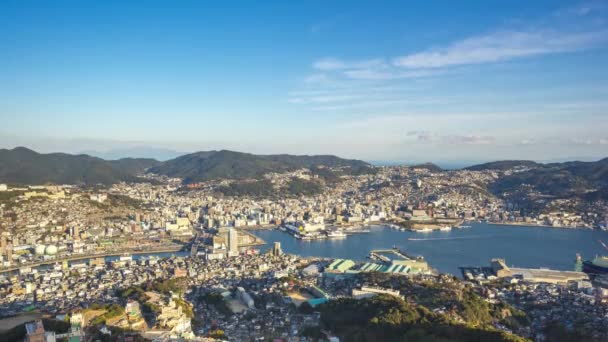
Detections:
[583, 256, 608, 275]
[326, 230, 347, 239]
[582, 240, 608, 275]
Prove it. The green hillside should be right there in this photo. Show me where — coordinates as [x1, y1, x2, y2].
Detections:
[0, 147, 159, 185]
[149, 150, 371, 183]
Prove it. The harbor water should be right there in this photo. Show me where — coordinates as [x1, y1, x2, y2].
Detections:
[254, 223, 608, 276]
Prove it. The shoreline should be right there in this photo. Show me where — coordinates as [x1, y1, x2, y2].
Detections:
[486, 222, 592, 230]
[0, 246, 185, 274]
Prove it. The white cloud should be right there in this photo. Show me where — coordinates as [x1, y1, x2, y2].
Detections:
[304, 73, 332, 84]
[441, 135, 495, 145]
[313, 58, 385, 71]
[311, 99, 405, 111]
[393, 29, 608, 69]
[571, 137, 608, 145]
[519, 139, 536, 145]
[288, 95, 356, 105]
[404, 130, 495, 145]
[343, 68, 440, 80]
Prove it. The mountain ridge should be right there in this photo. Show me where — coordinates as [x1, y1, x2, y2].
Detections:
[0, 147, 160, 185]
[1, 147, 606, 194]
[148, 149, 372, 183]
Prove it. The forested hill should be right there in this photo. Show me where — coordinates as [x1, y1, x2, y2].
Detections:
[468, 158, 608, 200]
[0, 147, 159, 185]
[148, 150, 373, 183]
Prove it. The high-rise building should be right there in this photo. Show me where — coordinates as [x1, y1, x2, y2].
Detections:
[0, 234, 6, 256]
[228, 228, 238, 255]
[273, 241, 283, 256]
[6, 242, 13, 264]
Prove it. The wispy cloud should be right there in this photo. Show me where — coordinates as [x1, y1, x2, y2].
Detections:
[289, 95, 356, 105]
[311, 99, 406, 111]
[304, 73, 332, 84]
[313, 58, 385, 71]
[405, 130, 495, 145]
[571, 137, 608, 145]
[310, 57, 443, 80]
[442, 135, 495, 145]
[554, 1, 608, 17]
[393, 29, 608, 69]
[343, 68, 441, 80]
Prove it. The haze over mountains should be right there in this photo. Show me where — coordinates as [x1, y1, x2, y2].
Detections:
[79, 147, 184, 161]
[0, 147, 606, 202]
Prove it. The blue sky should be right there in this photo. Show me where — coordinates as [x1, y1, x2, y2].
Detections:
[1, 0, 607, 163]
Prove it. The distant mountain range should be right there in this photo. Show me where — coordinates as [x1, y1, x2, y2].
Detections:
[0, 147, 160, 185]
[148, 150, 372, 183]
[0, 147, 371, 185]
[464, 160, 540, 171]
[466, 158, 608, 200]
[1, 147, 606, 199]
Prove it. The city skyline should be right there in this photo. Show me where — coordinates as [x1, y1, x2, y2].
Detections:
[2, 0, 608, 162]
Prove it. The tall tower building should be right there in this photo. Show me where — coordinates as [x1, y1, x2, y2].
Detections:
[0, 235, 6, 256]
[6, 242, 13, 264]
[228, 228, 238, 255]
[273, 241, 283, 256]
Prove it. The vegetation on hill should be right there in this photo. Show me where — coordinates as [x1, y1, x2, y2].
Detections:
[88, 303, 126, 325]
[317, 294, 527, 342]
[541, 321, 602, 342]
[217, 179, 275, 197]
[0, 147, 158, 185]
[310, 165, 377, 184]
[287, 178, 323, 196]
[107, 194, 146, 209]
[410, 162, 443, 172]
[486, 158, 608, 200]
[310, 166, 342, 184]
[217, 178, 324, 198]
[108, 158, 160, 175]
[197, 293, 233, 316]
[356, 273, 530, 335]
[489, 168, 590, 198]
[148, 150, 371, 183]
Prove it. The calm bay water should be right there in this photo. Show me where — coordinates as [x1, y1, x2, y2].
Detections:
[15, 224, 608, 278]
[254, 223, 608, 276]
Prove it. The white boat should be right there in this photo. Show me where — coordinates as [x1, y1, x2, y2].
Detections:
[416, 228, 433, 233]
[326, 230, 347, 238]
[439, 226, 452, 232]
[458, 225, 472, 229]
[119, 253, 132, 262]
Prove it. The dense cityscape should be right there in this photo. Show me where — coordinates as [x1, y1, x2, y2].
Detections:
[0, 159, 607, 341]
